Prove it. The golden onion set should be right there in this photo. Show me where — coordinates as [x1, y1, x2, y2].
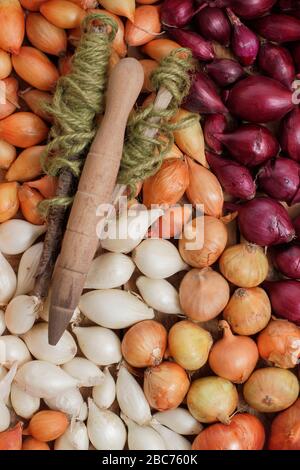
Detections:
[0, 0, 299, 452]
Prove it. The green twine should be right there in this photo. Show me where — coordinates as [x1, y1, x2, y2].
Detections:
[39, 12, 117, 216]
[117, 48, 197, 195]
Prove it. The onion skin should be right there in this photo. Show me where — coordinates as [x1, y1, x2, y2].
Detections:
[215, 124, 279, 167]
[40, 0, 86, 29]
[28, 411, 69, 442]
[179, 268, 230, 322]
[257, 319, 300, 369]
[203, 114, 227, 153]
[238, 198, 295, 246]
[209, 321, 259, 383]
[273, 244, 300, 279]
[0, 0, 25, 54]
[12, 47, 59, 91]
[280, 107, 300, 163]
[183, 71, 227, 115]
[223, 287, 272, 336]
[192, 414, 265, 450]
[5, 146, 44, 182]
[144, 361, 190, 411]
[169, 29, 214, 61]
[295, 215, 300, 240]
[18, 184, 45, 225]
[187, 376, 238, 424]
[20, 89, 53, 123]
[268, 399, 300, 450]
[0, 113, 48, 148]
[206, 151, 256, 200]
[125, 5, 161, 47]
[121, 320, 167, 368]
[161, 0, 195, 28]
[22, 437, 50, 450]
[219, 244, 269, 288]
[168, 320, 213, 371]
[179, 216, 228, 269]
[257, 157, 300, 204]
[0, 77, 19, 121]
[205, 59, 244, 88]
[230, 0, 277, 18]
[263, 280, 300, 325]
[143, 158, 189, 208]
[26, 12, 67, 56]
[243, 367, 299, 413]
[227, 8, 259, 66]
[258, 43, 295, 89]
[226, 76, 294, 123]
[186, 157, 224, 218]
[196, 7, 231, 46]
[0, 423, 23, 450]
[254, 14, 300, 43]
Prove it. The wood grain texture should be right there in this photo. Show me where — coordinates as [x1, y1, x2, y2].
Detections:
[48, 58, 144, 345]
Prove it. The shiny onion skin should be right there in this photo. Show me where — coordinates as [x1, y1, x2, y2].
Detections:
[292, 42, 300, 72]
[272, 244, 300, 279]
[227, 8, 259, 66]
[0, 423, 23, 450]
[258, 43, 295, 89]
[0, 113, 48, 148]
[254, 14, 300, 43]
[280, 107, 300, 163]
[205, 59, 244, 88]
[169, 29, 214, 61]
[215, 124, 279, 167]
[26, 12, 67, 56]
[238, 198, 295, 246]
[203, 114, 227, 154]
[207, 0, 276, 18]
[192, 414, 265, 450]
[257, 157, 300, 204]
[206, 151, 256, 200]
[263, 280, 300, 325]
[183, 71, 227, 115]
[268, 399, 300, 450]
[0, 0, 25, 54]
[195, 7, 231, 46]
[226, 76, 294, 123]
[143, 361, 190, 411]
[161, 0, 196, 27]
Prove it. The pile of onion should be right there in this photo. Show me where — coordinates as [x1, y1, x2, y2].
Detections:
[268, 399, 300, 450]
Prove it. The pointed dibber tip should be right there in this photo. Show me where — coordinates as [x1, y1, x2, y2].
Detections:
[48, 305, 74, 346]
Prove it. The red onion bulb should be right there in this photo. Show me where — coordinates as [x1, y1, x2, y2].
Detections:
[254, 14, 300, 43]
[258, 43, 296, 89]
[184, 71, 227, 115]
[273, 244, 300, 279]
[161, 0, 196, 27]
[280, 107, 300, 163]
[204, 114, 227, 154]
[227, 8, 260, 66]
[169, 29, 214, 61]
[263, 280, 300, 325]
[257, 157, 300, 204]
[196, 7, 231, 46]
[205, 59, 245, 87]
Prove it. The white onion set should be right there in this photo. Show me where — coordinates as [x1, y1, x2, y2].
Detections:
[92, 367, 116, 410]
[85, 252, 135, 289]
[87, 399, 126, 450]
[5, 295, 40, 335]
[15, 242, 43, 296]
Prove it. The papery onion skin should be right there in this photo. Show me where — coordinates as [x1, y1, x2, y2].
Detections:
[230, 0, 277, 18]
[184, 71, 227, 115]
[215, 124, 279, 167]
[125, 5, 161, 47]
[40, 0, 86, 29]
[268, 398, 300, 450]
[144, 362, 190, 411]
[206, 151, 256, 200]
[6, 146, 44, 182]
[209, 321, 259, 383]
[143, 158, 189, 208]
[0, 77, 19, 121]
[223, 287, 272, 336]
[169, 29, 214, 61]
[280, 107, 300, 163]
[186, 158, 224, 218]
[22, 437, 50, 450]
[196, 7, 231, 46]
[243, 367, 299, 413]
[203, 114, 227, 153]
[205, 59, 244, 88]
[254, 13, 300, 43]
[0, 182, 19, 223]
[219, 244, 269, 288]
[238, 198, 295, 246]
[272, 244, 300, 279]
[26, 12, 67, 56]
[168, 320, 213, 371]
[0, 113, 48, 149]
[258, 43, 295, 89]
[28, 410, 69, 442]
[0, 0, 25, 54]
[226, 76, 294, 123]
[121, 320, 167, 368]
[192, 413, 265, 450]
[258, 319, 300, 369]
[161, 0, 195, 28]
[257, 157, 300, 204]
[263, 280, 300, 325]
[20, 89, 53, 123]
[179, 216, 227, 269]
[187, 376, 238, 424]
[12, 47, 59, 91]
[179, 268, 230, 322]
[0, 423, 23, 451]
[227, 8, 259, 66]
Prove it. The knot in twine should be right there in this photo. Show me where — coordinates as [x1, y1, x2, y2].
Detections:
[118, 48, 197, 195]
[39, 12, 117, 216]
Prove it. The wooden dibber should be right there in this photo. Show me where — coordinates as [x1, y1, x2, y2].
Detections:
[48, 58, 144, 345]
